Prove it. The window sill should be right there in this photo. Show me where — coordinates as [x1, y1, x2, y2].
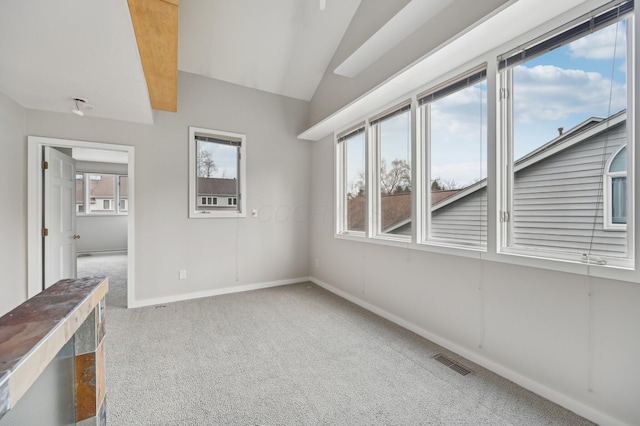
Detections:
[77, 213, 128, 217]
[333, 233, 639, 283]
[190, 210, 246, 219]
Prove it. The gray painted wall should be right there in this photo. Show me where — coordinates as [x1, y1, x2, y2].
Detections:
[0, 91, 27, 315]
[1, 71, 311, 307]
[76, 215, 127, 254]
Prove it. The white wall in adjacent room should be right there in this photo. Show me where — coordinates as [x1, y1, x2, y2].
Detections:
[76, 215, 128, 254]
[0, 91, 27, 315]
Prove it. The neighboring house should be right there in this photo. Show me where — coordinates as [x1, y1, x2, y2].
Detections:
[197, 177, 238, 208]
[119, 176, 129, 212]
[349, 111, 628, 256]
[347, 190, 459, 234]
[76, 174, 118, 213]
[76, 174, 129, 213]
[431, 110, 627, 257]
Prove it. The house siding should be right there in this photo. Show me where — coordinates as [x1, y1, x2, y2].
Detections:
[429, 122, 627, 257]
[430, 189, 487, 246]
[512, 123, 627, 257]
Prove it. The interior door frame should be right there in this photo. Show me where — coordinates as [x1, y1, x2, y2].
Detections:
[27, 136, 135, 308]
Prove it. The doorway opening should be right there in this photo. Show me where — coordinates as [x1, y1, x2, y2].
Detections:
[27, 136, 135, 308]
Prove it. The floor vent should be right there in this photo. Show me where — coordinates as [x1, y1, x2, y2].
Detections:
[432, 354, 472, 376]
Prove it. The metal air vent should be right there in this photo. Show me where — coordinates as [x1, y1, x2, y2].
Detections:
[432, 353, 473, 376]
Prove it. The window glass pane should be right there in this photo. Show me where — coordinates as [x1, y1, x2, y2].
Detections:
[345, 132, 365, 232]
[88, 174, 116, 213]
[609, 146, 627, 172]
[196, 140, 239, 211]
[612, 176, 626, 224]
[428, 79, 487, 247]
[509, 18, 628, 258]
[118, 176, 128, 212]
[378, 109, 411, 236]
[75, 173, 84, 213]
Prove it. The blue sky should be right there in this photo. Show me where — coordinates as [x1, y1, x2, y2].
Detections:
[513, 20, 627, 158]
[345, 18, 628, 193]
[199, 141, 238, 179]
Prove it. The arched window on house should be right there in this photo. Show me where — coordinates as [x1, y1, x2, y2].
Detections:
[605, 145, 627, 229]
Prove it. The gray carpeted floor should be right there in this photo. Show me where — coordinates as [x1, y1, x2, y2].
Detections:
[78, 254, 594, 426]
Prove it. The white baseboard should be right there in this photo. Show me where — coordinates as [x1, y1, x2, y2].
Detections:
[128, 277, 312, 309]
[309, 276, 628, 426]
[77, 249, 128, 256]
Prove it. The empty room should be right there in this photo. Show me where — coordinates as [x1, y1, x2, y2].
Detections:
[1, 0, 639, 425]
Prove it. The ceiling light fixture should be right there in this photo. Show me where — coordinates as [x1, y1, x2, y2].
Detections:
[69, 97, 94, 116]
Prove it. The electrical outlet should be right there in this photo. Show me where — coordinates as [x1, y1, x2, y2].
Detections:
[314, 258, 319, 268]
[179, 269, 187, 280]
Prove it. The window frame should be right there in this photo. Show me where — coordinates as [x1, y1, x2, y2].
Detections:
[331, 0, 637, 278]
[497, 4, 635, 268]
[75, 172, 128, 216]
[336, 124, 367, 237]
[604, 144, 628, 231]
[188, 127, 247, 219]
[369, 101, 413, 242]
[418, 66, 488, 250]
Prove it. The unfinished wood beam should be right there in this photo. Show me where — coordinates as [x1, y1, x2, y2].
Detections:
[128, 0, 179, 112]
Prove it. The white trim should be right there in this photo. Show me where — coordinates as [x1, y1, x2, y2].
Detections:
[128, 277, 310, 308]
[309, 275, 631, 426]
[27, 136, 135, 309]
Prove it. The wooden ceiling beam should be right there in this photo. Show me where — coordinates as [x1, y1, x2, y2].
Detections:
[128, 0, 178, 112]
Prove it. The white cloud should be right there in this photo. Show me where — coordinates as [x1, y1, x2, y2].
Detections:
[569, 23, 626, 60]
[430, 84, 487, 144]
[513, 64, 626, 124]
[431, 161, 487, 187]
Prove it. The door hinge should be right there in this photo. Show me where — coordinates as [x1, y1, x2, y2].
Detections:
[42, 161, 49, 170]
[42, 228, 49, 237]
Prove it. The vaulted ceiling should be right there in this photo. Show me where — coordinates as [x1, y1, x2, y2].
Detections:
[0, 0, 496, 125]
[0, 0, 368, 124]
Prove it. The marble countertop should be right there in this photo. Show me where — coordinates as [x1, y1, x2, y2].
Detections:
[0, 276, 108, 420]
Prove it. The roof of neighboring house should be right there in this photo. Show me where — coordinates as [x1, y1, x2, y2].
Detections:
[432, 109, 627, 212]
[77, 174, 117, 202]
[76, 174, 129, 202]
[381, 193, 411, 233]
[344, 110, 627, 233]
[198, 177, 237, 196]
[432, 190, 460, 203]
[347, 190, 462, 232]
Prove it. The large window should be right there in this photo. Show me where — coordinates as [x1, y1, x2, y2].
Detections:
[499, 1, 633, 266]
[189, 127, 246, 218]
[419, 68, 487, 248]
[371, 102, 412, 238]
[76, 172, 128, 215]
[336, 125, 366, 235]
[333, 0, 634, 273]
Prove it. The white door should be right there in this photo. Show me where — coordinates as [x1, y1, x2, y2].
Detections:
[43, 147, 77, 288]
